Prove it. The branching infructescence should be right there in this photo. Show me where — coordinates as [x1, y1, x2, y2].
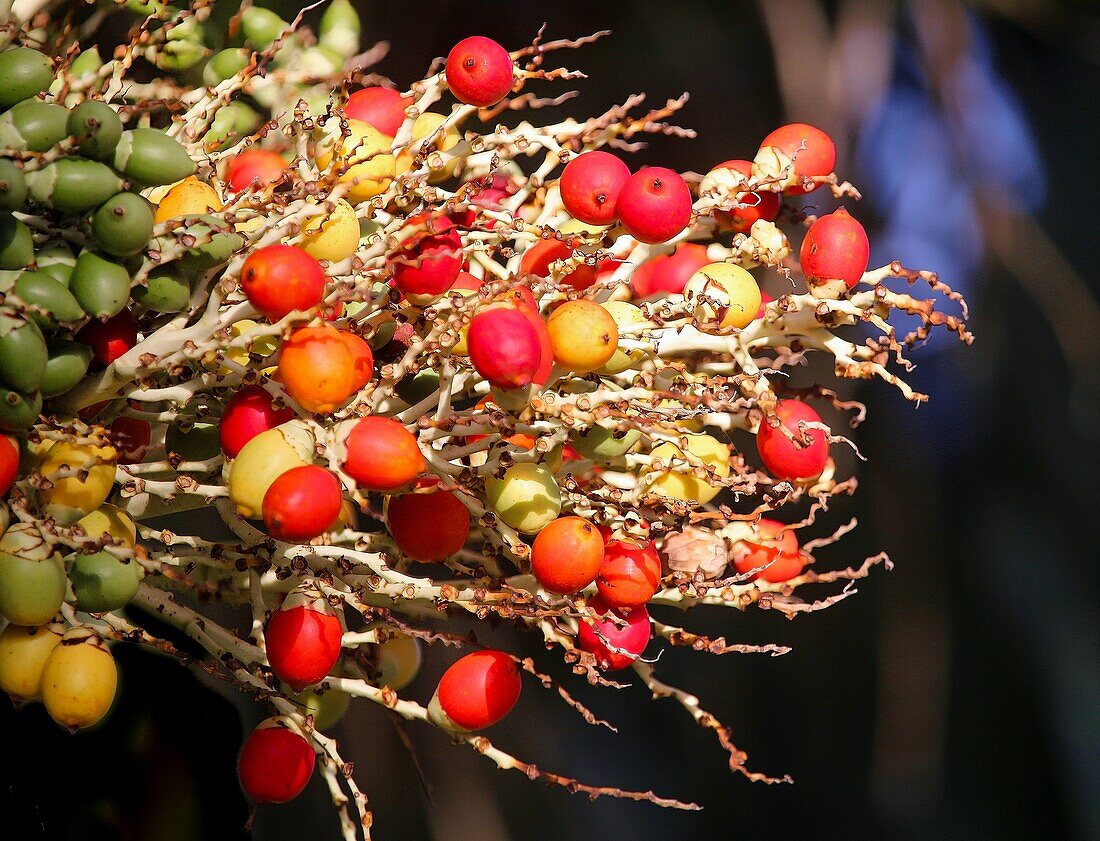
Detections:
[0, 2, 970, 837]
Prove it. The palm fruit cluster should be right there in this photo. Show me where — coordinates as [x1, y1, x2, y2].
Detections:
[0, 1, 971, 837]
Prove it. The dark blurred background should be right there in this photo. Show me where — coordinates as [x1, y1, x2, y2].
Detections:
[4, 1, 1099, 839]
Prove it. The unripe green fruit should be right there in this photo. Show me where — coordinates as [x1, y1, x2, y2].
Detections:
[67, 100, 123, 161]
[0, 385, 41, 431]
[0, 312, 47, 393]
[168, 217, 245, 273]
[289, 684, 350, 730]
[485, 462, 561, 534]
[0, 101, 69, 152]
[113, 128, 195, 187]
[132, 264, 189, 312]
[0, 215, 33, 269]
[42, 339, 93, 397]
[33, 241, 76, 285]
[319, 0, 361, 58]
[157, 18, 207, 71]
[0, 524, 65, 625]
[70, 549, 142, 613]
[203, 48, 250, 86]
[165, 421, 219, 460]
[203, 101, 261, 149]
[13, 270, 84, 328]
[395, 370, 440, 406]
[26, 158, 125, 212]
[92, 192, 154, 257]
[0, 48, 54, 110]
[70, 250, 132, 318]
[0, 160, 27, 211]
[572, 424, 642, 462]
[68, 48, 102, 79]
[241, 6, 288, 49]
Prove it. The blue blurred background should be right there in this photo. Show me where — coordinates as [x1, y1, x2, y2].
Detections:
[3, 1, 1098, 839]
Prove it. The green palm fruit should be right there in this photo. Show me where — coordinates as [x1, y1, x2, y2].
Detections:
[13, 270, 84, 328]
[157, 17, 208, 72]
[0, 48, 54, 110]
[26, 158, 125, 213]
[92, 192, 154, 257]
[41, 339, 93, 397]
[241, 6, 288, 49]
[0, 101, 69, 152]
[0, 215, 33, 269]
[68, 48, 102, 79]
[203, 101, 261, 149]
[203, 49, 251, 87]
[0, 386, 42, 432]
[319, 0, 360, 58]
[70, 549, 142, 613]
[0, 311, 47, 393]
[67, 100, 123, 161]
[33, 240, 76, 285]
[112, 128, 195, 187]
[0, 161, 26, 212]
[395, 370, 440, 406]
[70, 250, 132, 319]
[132, 264, 189, 312]
[165, 421, 219, 460]
[571, 425, 642, 462]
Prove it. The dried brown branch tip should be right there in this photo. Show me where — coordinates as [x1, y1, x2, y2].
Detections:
[0, 1, 970, 835]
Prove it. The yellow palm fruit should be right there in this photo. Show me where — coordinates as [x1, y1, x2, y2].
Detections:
[226, 421, 314, 519]
[38, 439, 118, 524]
[41, 628, 118, 730]
[153, 176, 223, 224]
[396, 112, 461, 182]
[318, 119, 395, 202]
[683, 262, 761, 331]
[301, 199, 360, 262]
[645, 433, 731, 505]
[76, 503, 137, 548]
[0, 621, 63, 703]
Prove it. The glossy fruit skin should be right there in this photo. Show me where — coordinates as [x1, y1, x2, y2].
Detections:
[26, 159, 125, 213]
[486, 462, 560, 535]
[467, 306, 542, 390]
[0, 159, 27, 211]
[153, 176, 222, 223]
[596, 301, 647, 375]
[395, 112, 462, 181]
[1, 101, 69, 152]
[113, 128, 196, 188]
[71, 250, 131, 319]
[67, 100, 123, 161]
[0, 214, 33, 268]
[0, 622, 63, 702]
[133, 265, 190, 313]
[576, 596, 651, 671]
[278, 325, 358, 413]
[227, 424, 312, 519]
[220, 385, 295, 459]
[531, 516, 604, 594]
[301, 199, 359, 262]
[386, 489, 469, 561]
[40, 629, 118, 730]
[561, 151, 631, 226]
[731, 518, 805, 583]
[92, 192, 155, 257]
[339, 331, 374, 391]
[547, 300, 619, 373]
[0, 314, 47, 394]
[225, 149, 287, 192]
[70, 549, 142, 613]
[0, 544, 65, 626]
[318, 119, 395, 203]
[345, 86, 412, 136]
[0, 434, 17, 496]
[756, 399, 829, 481]
[616, 167, 693, 244]
[262, 465, 343, 542]
[241, 244, 327, 321]
[390, 228, 462, 306]
[757, 123, 836, 194]
[445, 36, 515, 107]
[707, 159, 780, 232]
[375, 634, 422, 690]
[266, 602, 343, 690]
[76, 503, 137, 548]
[596, 540, 662, 609]
[684, 262, 762, 331]
[238, 720, 316, 804]
[572, 424, 641, 462]
[799, 207, 870, 295]
[647, 433, 731, 505]
[38, 440, 118, 524]
[342, 416, 424, 491]
[75, 308, 137, 367]
[431, 650, 521, 731]
[0, 47, 53, 109]
[16, 269, 82, 330]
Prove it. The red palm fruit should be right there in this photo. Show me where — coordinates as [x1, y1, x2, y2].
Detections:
[265, 583, 343, 690]
[445, 36, 515, 107]
[629, 242, 710, 299]
[756, 399, 829, 481]
[241, 244, 326, 321]
[429, 650, 522, 731]
[338, 332, 374, 392]
[758, 123, 836, 194]
[387, 489, 470, 561]
[756, 290, 774, 320]
[731, 518, 805, 583]
[467, 306, 542, 390]
[596, 540, 662, 609]
[799, 208, 870, 294]
[77, 308, 138, 368]
[560, 151, 631, 226]
[262, 465, 344, 542]
[220, 385, 295, 459]
[616, 167, 693, 244]
[342, 416, 425, 491]
[108, 416, 150, 465]
[344, 86, 412, 136]
[519, 238, 615, 291]
[710, 159, 780, 233]
[576, 596, 652, 671]
[225, 149, 288, 193]
[0, 435, 17, 496]
[238, 718, 316, 804]
[390, 229, 463, 306]
[531, 516, 605, 594]
[451, 270, 483, 292]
